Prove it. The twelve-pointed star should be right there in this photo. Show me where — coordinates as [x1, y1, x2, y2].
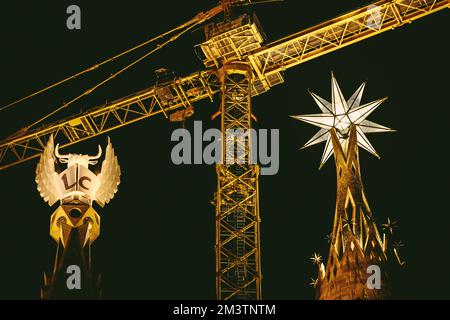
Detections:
[291, 72, 395, 168]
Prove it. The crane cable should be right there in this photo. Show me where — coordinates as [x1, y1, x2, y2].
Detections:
[0, 5, 222, 114]
[24, 12, 216, 131]
[0, 26, 181, 113]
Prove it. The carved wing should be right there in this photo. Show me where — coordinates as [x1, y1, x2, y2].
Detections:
[95, 137, 121, 207]
[35, 135, 60, 206]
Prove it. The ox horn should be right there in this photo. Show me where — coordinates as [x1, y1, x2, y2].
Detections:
[88, 145, 102, 160]
[54, 144, 69, 159]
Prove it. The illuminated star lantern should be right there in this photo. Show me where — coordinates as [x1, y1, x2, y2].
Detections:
[35, 135, 121, 207]
[291, 72, 394, 168]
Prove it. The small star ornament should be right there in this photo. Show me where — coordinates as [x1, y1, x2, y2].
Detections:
[310, 252, 323, 265]
[309, 277, 319, 288]
[381, 217, 398, 234]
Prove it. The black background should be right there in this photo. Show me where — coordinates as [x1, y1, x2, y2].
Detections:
[0, 0, 449, 299]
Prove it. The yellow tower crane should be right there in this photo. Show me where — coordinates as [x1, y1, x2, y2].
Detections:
[0, 0, 448, 300]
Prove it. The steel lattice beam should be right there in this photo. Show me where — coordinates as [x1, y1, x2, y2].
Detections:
[248, 0, 449, 90]
[0, 71, 219, 170]
[216, 63, 262, 300]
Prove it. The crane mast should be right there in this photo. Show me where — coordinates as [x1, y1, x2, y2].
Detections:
[197, 10, 266, 299]
[215, 63, 261, 299]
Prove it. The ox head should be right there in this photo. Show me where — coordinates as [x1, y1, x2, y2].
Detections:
[55, 144, 102, 168]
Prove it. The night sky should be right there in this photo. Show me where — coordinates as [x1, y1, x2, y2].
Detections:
[0, 1, 449, 299]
